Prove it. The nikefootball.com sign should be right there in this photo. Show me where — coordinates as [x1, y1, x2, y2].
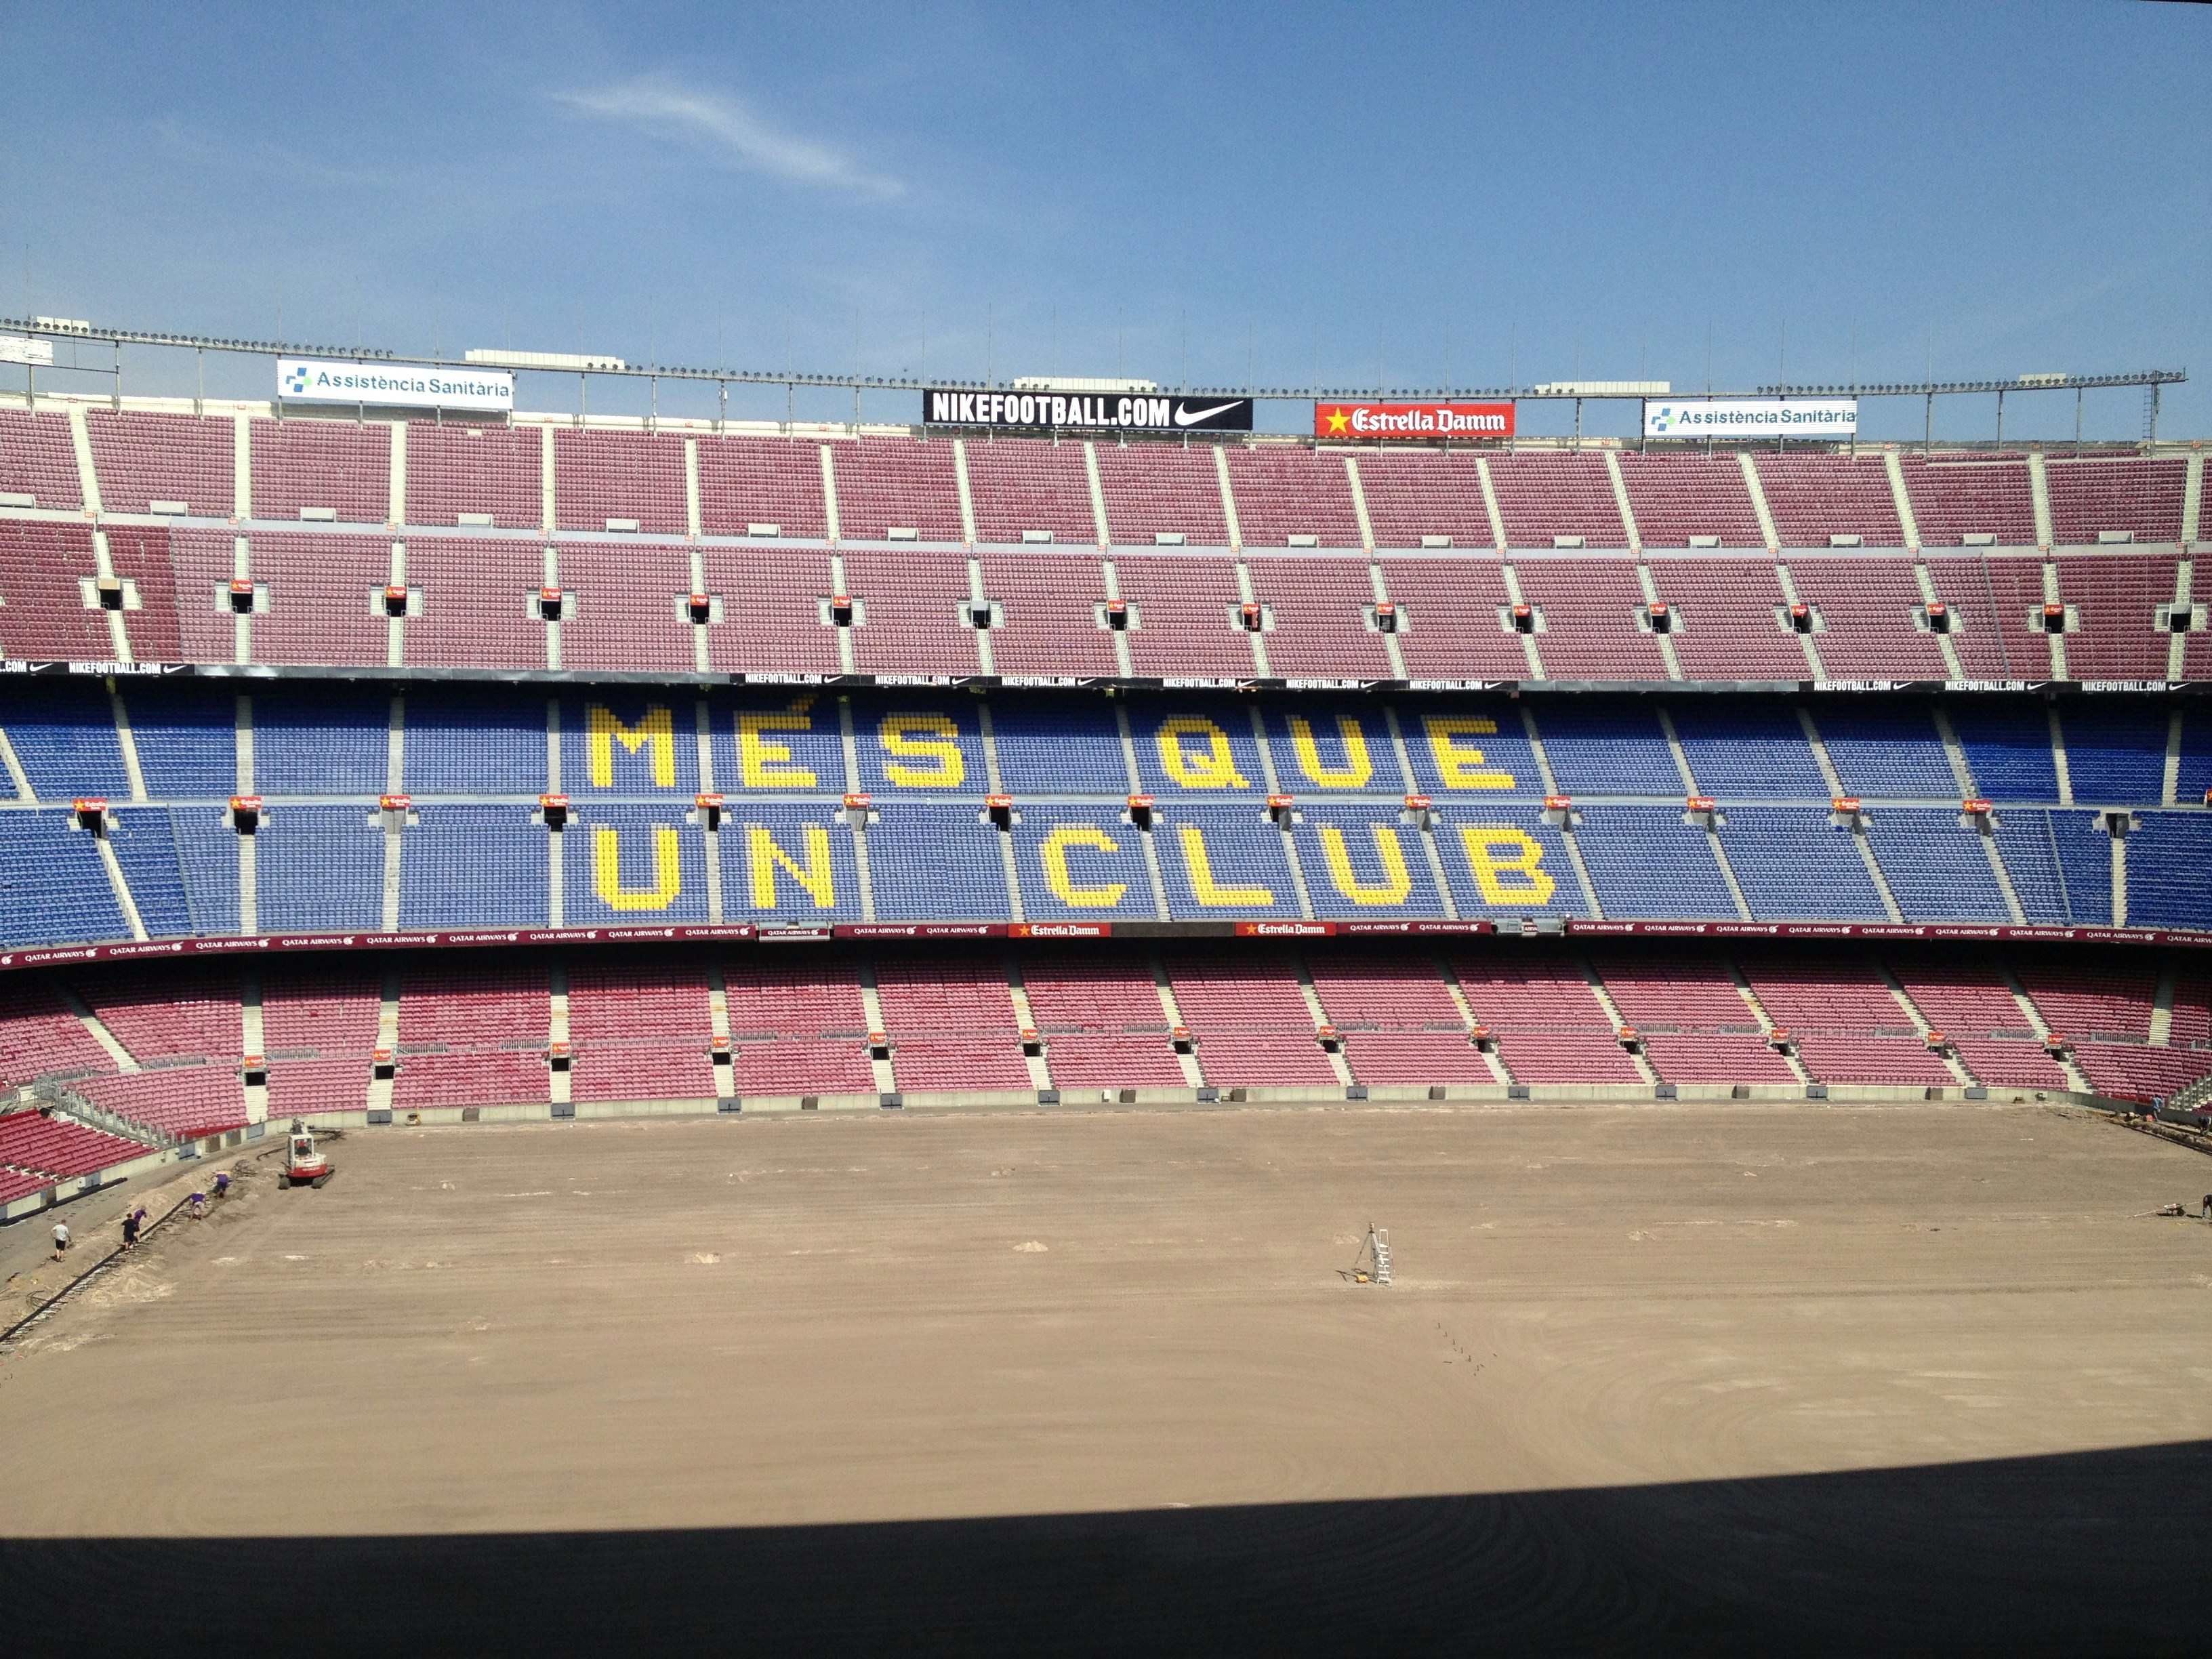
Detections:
[924, 388, 1253, 432]
[1315, 401, 1515, 440]
[1641, 398, 1856, 438]
[277, 356, 515, 413]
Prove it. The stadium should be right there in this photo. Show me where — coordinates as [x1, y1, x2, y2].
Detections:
[0, 359, 2207, 1142]
[1, 327, 2209, 1646]
[3, 7, 2210, 1648]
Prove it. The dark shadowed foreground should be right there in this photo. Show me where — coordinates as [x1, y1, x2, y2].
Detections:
[3, 1443, 2209, 1655]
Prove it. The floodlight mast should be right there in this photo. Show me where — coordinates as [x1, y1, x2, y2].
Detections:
[0, 312, 2185, 415]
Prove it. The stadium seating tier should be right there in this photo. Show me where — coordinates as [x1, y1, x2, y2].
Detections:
[0, 411, 2203, 1120]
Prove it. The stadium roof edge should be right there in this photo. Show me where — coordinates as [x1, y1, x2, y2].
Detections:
[0, 312, 2182, 404]
[3, 388, 2204, 456]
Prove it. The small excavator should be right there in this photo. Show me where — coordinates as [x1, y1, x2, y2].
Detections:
[276, 1122, 333, 1189]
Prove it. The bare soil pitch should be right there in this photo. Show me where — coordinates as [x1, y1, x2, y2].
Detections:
[3, 1101, 2209, 1654]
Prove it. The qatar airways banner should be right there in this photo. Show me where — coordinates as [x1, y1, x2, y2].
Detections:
[279, 356, 514, 413]
[1315, 401, 1515, 440]
[923, 388, 1253, 432]
[1642, 398, 1856, 438]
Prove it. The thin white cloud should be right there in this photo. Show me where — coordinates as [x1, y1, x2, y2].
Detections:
[554, 79, 902, 201]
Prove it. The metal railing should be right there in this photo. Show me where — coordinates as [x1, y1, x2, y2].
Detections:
[0, 312, 2185, 408]
[8, 1078, 176, 1151]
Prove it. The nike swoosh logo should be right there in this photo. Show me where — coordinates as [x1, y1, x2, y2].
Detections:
[1173, 401, 1240, 427]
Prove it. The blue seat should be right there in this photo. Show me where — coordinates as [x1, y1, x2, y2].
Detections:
[107, 806, 246, 937]
[1295, 805, 1450, 918]
[1129, 698, 1275, 800]
[1011, 806, 1157, 920]
[1949, 703, 2058, 802]
[401, 804, 548, 927]
[1267, 707, 1408, 797]
[405, 689, 550, 796]
[1723, 806, 1889, 920]
[2057, 703, 2168, 805]
[2175, 708, 2212, 806]
[1431, 805, 1585, 918]
[1573, 805, 1738, 918]
[2123, 814, 2212, 929]
[562, 803, 709, 924]
[1814, 703, 1956, 799]
[716, 693, 848, 799]
[1671, 701, 1828, 798]
[1863, 809, 2011, 922]
[2, 683, 134, 800]
[257, 804, 386, 930]
[558, 695, 701, 798]
[0, 809, 129, 945]
[722, 804, 863, 921]
[1157, 804, 1303, 920]
[124, 686, 239, 798]
[851, 697, 989, 798]
[1992, 809, 2112, 925]
[253, 689, 392, 796]
[865, 802, 1014, 921]
[1528, 701, 1683, 796]
[1396, 702, 1544, 800]
[0, 683, 2204, 942]
[984, 697, 1129, 796]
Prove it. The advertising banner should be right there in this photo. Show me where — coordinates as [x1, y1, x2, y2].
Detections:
[1641, 398, 1856, 438]
[0, 917, 2205, 975]
[0, 335, 55, 367]
[924, 388, 1252, 432]
[279, 356, 514, 413]
[1315, 401, 1514, 440]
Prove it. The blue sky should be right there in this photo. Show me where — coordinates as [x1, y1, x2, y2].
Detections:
[3, 1, 2205, 439]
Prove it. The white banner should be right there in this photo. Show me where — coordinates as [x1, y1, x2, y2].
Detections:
[0, 335, 54, 367]
[279, 357, 513, 413]
[924, 388, 1252, 432]
[1643, 397, 1856, 438]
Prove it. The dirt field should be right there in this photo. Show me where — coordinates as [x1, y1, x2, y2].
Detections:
[3, 1100, 2209, 1654]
